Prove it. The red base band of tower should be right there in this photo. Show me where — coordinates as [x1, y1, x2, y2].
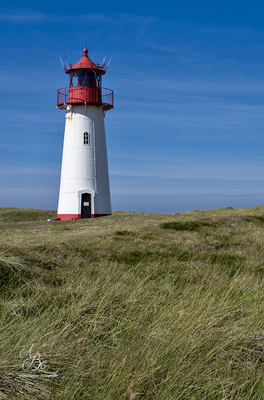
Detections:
[56, 213, 111, 220]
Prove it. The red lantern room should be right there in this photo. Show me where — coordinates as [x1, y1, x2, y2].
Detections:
[57, 45, 114, 111]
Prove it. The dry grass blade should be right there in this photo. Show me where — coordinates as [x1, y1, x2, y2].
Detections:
[0, 255, 28, 273]
[0, 373, 51, 399]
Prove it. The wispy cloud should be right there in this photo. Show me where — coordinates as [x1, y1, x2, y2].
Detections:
[202, 25, 264, 40]
[0, 11, 44, 22]
[0, 10, 67, 23]
[0, 167, 60, 178]
[0, 187, 58, 198]
[0, 10, 157, 27]
[78, 12, 157, 26]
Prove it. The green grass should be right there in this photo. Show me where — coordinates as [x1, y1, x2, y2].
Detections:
[1, 206, 264, 398]
[0, 207, 56, 222]
[160, 220, 217, 231]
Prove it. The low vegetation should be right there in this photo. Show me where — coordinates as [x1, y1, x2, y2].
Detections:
[1, 205, 264, 399]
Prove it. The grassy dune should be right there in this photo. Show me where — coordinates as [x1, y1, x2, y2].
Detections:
[1, 206, 264, 399]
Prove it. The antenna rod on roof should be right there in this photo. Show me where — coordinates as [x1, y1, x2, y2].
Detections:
[93, 51, 95, 61]
[102, 54, 107, 66]
[59, 55, 65, 70]
[67, 52, 71, 65]
[106, 56, 112, 70]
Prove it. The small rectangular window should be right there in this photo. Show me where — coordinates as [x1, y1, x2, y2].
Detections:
[83, 132, 90, 145]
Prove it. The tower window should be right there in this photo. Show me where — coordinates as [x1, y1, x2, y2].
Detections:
[83, 132, 90, 145]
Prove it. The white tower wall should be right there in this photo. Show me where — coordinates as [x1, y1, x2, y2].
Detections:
[57, 104, 111, 219]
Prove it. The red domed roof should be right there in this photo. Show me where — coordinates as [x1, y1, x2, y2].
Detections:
[65, 45, 106, 75]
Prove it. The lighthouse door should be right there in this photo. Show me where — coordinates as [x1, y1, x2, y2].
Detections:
[81, 193, 91, 218]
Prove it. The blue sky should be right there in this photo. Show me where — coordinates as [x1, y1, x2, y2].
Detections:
[1, 0, 264, 213]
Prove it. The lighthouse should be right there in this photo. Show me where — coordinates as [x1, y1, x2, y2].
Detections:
[56, 44, 113, 220]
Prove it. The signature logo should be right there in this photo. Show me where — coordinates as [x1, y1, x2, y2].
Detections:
[19, 345, 57, 378]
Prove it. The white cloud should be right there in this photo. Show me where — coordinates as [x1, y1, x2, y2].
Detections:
[0, 167, 60, 178]
[0, 11, 68, 23]
[0, 10, 157, 27]
[0, 11, 45, 22]
[0, 187, 58, 198]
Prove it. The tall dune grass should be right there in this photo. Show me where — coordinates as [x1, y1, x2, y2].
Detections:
[1, 206, 264, 398]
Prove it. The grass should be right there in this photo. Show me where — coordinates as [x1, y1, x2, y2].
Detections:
[1, 206, 264, 398]
[0, 207, 56, 223]
[160, 220, 217, 231]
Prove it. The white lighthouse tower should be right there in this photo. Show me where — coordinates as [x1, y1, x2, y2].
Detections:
[56, 44, 113, 220]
